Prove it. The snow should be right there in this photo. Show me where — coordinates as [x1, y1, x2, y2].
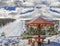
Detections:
[0, 0, 60, 20]
[0, 19, 26, 36]
[0, 36, 20, 45]
[44, 34, 60, 43]
[0, 1, 60, 45]
[0, 0, 60, 39]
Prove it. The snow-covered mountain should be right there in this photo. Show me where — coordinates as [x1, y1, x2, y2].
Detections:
[0, 0, 60, 20]
[0, 0, 60, 36]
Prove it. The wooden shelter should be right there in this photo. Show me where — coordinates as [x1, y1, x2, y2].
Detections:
[26, 17, 54, 42]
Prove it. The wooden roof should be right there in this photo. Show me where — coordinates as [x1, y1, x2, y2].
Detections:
[26, 17, 54, 26]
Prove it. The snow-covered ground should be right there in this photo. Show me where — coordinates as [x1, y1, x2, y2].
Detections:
[44, 34, 60, 43]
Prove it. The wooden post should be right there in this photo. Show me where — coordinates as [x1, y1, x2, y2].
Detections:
[37, 24, 41, 42]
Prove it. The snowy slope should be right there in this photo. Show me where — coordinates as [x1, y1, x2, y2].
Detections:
[0, 19, 26, 36]
[0, 0, 60, 20]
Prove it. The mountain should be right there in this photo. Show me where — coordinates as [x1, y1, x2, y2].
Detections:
[0, 0, 60, 20]
[0, 0, 60, 36]
[0, 18, 15, 26]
